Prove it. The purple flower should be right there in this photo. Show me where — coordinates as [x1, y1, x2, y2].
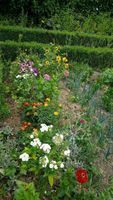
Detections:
[30, 67, 38, 76]
[32, 67, 38, 76]
[44, 74, 51, 81]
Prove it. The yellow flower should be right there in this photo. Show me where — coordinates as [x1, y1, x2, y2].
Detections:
[56, 56, 61, 63]
[62, 57, 68, 63]
[45, 98, 50, 102]
[44, 102, 48, 107]
[65, 63, 69, 69]
[54, 111, 59, 116]
[59, 104, 62, 108]
[45, 61, 49, 66]
[33, 128, 39, 136]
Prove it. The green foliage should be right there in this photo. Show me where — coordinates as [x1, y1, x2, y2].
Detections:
[0, 83, 10, 119]
[0, 126, 17, 176]
[102, 87, 113, 112]
[99, 180, 113, 200]
[14, 181, 40, 200]
[1, 0, 113, 27]
[101, 68, 113, 86]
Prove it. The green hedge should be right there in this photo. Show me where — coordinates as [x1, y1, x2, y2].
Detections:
[1, 25, 113, 48]
[1, 40, 113, 68]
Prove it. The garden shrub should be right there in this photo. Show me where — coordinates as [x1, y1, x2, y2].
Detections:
[1, 25, 113, 47]
[1, 40, 113, 68]
[0, 59, 10, 119]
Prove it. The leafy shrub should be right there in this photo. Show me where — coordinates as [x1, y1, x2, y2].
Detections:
[14, 181, 40, 200]
[100, 68, 113, 86]
[0, 126, 17, 176]
[102, 87, 113, 112]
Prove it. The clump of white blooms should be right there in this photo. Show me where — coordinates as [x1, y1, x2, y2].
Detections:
[19, 153, 29, 161]
[40, 143, 51, 154]
[40, 124, 49, 132]
[52, 133, 64, 145]
[30, 138, 41, 147]
[49, 160, 58, 169]
[16, 74, 30, 79]
[39, 155, 49, 168]
[40, 124, 53, 132]
[64, 149, 71, 156]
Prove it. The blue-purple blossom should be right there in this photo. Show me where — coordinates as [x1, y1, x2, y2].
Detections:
[31, 67, 38, 76]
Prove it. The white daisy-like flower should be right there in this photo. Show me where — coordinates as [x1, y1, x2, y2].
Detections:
[40, 143, 51, 154]
[39, 155, 49, 168]
[30, 138, 41, 147]
[64, 149, 71, 156]
[19, 153, 29, 161]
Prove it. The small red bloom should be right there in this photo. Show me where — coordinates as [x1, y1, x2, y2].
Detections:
[80, 119, 86, 124]
[23, 102, 30, 106]
[75, 168, 88, 184]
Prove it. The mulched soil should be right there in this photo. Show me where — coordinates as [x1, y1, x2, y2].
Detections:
[0, 98, 20, 132]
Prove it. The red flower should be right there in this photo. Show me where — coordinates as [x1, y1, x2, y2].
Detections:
[23, 102, 30, 106]
[80, 119, 86, 124]
[75, 168, 88, 184]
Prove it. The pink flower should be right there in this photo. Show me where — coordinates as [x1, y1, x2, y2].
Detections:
[80, 119, 86, 124]
[64, 70, 69, 77]
[44, 74, 51, 81]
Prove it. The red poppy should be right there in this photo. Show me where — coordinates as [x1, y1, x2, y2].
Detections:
[75, 168, 88, 184]
[80, 119, 86, 124]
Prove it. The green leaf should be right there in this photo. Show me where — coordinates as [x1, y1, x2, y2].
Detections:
[0, 168, 4, 175]
[48, 175, 54, 188]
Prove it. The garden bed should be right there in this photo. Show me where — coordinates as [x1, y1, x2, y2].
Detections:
[0, 46, 113, 200]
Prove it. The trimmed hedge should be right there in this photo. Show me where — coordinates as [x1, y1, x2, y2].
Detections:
[1, 40, 113, 68]
[1, 25, 113, 48]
